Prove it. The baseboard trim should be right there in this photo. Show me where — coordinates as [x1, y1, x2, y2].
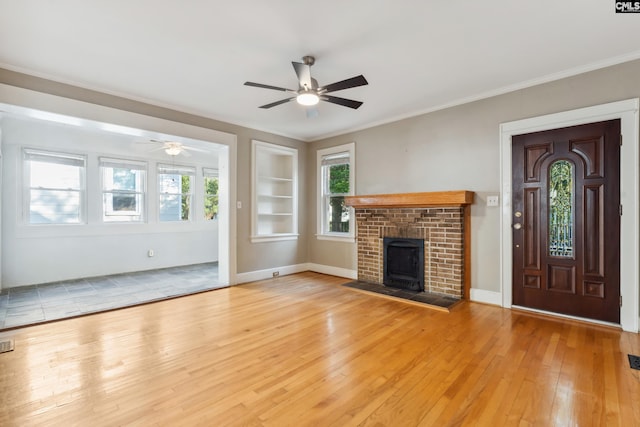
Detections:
[235, 263, 357, 285]
[235, 263, 309, 284]
[470, 288, 502, 306]
[307, 263, 357, 280]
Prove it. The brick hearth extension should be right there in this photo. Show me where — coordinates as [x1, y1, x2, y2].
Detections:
[345, 191, 474, 299]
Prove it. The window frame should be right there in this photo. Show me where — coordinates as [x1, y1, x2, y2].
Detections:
[316, 142, 355, 241]
[203, 167, 219, 221]
[100, 157, 147, 223]
[157, 163, 196, 222]
[23, 148, 87, 225]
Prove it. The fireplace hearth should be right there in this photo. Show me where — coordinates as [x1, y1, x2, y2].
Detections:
[383, 237, 425, 291]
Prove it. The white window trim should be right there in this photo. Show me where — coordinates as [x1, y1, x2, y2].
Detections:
[99, 157, 147, 223]
[157, 163, 196, 222]
[23, 148, 87, 225]
[203, 167, 219, 221]
[316, 142, 355, 242]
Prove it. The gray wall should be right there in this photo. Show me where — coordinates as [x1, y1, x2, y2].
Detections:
[308, 59, 640, 293]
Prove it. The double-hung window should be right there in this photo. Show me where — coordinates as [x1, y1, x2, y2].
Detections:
[24, 149, 86, 224]
[158, 164, 196, 221]
[100, 157, 146, 222]
[317, 143, 355, 240]
[203, 167, 219, 220]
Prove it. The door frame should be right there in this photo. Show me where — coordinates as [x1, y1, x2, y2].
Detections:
[499, 99, 639, 332]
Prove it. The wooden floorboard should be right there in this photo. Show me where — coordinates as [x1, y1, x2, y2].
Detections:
[0, 271, 639, 426]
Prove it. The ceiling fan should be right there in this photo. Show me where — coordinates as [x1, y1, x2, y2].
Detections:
[244, 55, 368, 111]
[139, 139, 208, 157]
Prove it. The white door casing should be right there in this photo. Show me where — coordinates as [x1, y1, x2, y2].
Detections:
[500, 99, 639, 332]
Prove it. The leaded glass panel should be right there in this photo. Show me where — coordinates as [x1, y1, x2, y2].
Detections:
[549, 160, 574, 257]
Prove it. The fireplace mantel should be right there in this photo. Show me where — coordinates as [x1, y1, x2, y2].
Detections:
[345, 190, 474, 208]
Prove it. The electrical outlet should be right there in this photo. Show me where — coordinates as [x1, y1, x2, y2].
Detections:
[272, 271, 280, 277]
[148, 249, 154, 257]
[487, 195, 499, 207]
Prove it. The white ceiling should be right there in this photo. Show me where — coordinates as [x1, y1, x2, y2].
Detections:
[1, 1, 640, 141]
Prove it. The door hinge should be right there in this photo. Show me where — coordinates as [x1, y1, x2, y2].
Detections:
[620, 295, 623, 307]
[620, 204, 623, 216]
[620, 134, 623, 146]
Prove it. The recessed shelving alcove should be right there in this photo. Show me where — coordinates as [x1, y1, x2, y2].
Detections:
[251, 140, 298, 242]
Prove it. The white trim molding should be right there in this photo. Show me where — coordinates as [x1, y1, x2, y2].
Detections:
[307, 263, 357, 280]
[235, 263, 310, 284]
[499, 99, 640, 333]
[235, 263, 357, 284]
[470, 288, 502, 306]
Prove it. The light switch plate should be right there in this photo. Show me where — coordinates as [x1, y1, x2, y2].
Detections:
[487, 195, 499, 207]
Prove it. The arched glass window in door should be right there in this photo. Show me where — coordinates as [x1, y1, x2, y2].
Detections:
[549, 160, 574, 257]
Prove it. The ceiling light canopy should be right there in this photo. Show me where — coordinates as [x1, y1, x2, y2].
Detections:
[164, 143, 182, 156]
[296, 91, 319, 106]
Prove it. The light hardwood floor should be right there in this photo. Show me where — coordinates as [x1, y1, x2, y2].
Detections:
[1, 272, 639, 426]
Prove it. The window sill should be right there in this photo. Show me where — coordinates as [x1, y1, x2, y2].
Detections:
[316, 234, 355, 243]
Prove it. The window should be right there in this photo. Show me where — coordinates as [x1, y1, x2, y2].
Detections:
[24, 149, 86, 224]
[317, 143, 355, 239]
[549, 160, 574, 257]
[158, 164, 196, 221]
[203, 168, 219, 220]
[100, 158, 146, 222]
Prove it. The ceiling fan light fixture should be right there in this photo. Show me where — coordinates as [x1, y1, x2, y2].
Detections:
[164, 145, 182, 156]
[296, 91, 319, 106]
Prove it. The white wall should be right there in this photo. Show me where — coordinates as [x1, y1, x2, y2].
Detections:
[1, 114, 221, 287]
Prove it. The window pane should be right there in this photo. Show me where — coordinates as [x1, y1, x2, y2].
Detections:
[30, 161, 81, 190]
[204, 176, 219, 220]
[328, 164, 349, 194]
[30, 189, 81, 224]
[158, 174, 192, 221]
[328, 195, 349, 232]
[111, 168, 136, 190]
[549, 160, 574, 257]
[103, 193, 144, 222]
[159, 194, 181, 221]
[159, 174, 181, 194]
[101, 163, 145, 222]
[27, 151, 85, 225]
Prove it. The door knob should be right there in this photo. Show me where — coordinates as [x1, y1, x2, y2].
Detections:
[513, 223, 522, 230]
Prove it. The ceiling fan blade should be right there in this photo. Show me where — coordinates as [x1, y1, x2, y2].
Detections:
[292, 61, 313, 90]
[182, 145, 208, 153]
[321, 95, 363, 109]
[259, 97, 296, 109]
[244, 81, 295, 92]
[319, 75, 368, 94]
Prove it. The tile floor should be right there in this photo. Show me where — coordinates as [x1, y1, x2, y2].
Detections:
[0, 263, 222, 330]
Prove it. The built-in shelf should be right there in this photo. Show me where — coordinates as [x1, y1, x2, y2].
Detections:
[251, 140, 298, 242]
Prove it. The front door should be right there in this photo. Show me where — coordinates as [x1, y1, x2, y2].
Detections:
[512, 120, 621, 323]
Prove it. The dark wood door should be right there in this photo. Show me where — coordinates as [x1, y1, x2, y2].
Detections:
[512, 120, 621, 323]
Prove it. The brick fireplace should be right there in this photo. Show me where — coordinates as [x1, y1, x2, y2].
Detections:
[345, 191, 474, 299]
